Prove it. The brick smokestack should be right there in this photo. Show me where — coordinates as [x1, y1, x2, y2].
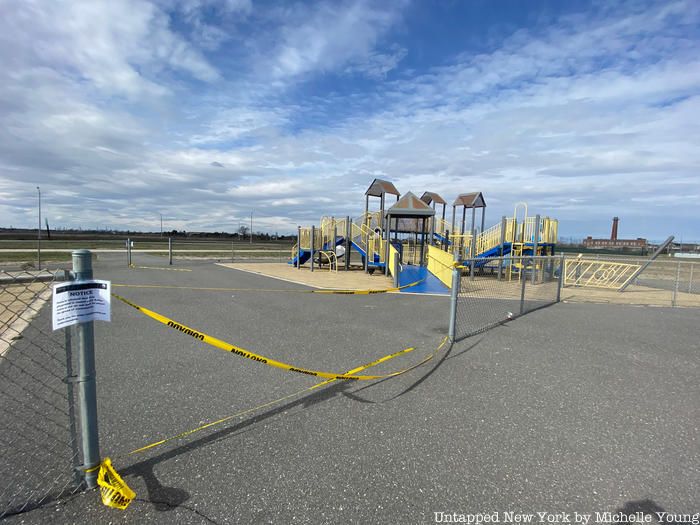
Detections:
[611, 217, 619, 241]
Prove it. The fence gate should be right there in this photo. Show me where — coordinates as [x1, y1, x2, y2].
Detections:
[0, 268, 82, 519]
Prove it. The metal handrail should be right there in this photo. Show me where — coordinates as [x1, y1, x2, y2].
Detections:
[317, 250, 338, 273]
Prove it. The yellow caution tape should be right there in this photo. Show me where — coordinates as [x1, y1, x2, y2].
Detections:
[124, 340, 441, 456]
[129, 264, 192, 272]
[112, 293, 431, 381]
[97, 457, 136, 510]
[112, 278, 424, 294]
[310, 278, 424, 294]
[94, 334, 448, 510]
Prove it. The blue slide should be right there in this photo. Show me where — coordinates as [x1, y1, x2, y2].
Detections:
[289, 237, 345, 267]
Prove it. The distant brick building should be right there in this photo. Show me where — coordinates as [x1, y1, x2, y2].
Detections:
[582, 217, 647, 250]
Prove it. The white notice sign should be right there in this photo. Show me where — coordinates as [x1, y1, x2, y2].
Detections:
[52, 280, 111, 330]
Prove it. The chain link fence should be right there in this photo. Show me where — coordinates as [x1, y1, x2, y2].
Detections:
[450, 255, 563, 341]
[0, 268, 83, 519]
[124, 237, 294, 266]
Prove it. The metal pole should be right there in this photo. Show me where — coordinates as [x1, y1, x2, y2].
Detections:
[498, 216, 506, 281]
[532, 214, 540, 285]
[384, 213, 392, 276]
[297, 226, 301, 270]
[345, 216, 351, 271]
[672, 261, 681, 306]
[37, 186, 42, 270]
[448, 263, 460, 342]
[72, 250, 101, 488]
[393, 251, 399, 287]
[231, 240, 234, 263]
[557, 253, 564, 302]
[619, 235, 675, 291]
[519, 257, 528, 315]
[126, 238, 131, 267]
[470, 228, 476, 280]
[250, 211, 253, 244]
[364, 222, 369, 274]
[380, 194, 385, 236]
[419, 218, 426, 265]
[310, 225, 315, 272]
[168, 237, 172, 265]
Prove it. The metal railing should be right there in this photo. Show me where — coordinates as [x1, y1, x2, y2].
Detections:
[561, 255, 700, 306]
[564, 257, 640, 289]
[0, 268, 82, 518]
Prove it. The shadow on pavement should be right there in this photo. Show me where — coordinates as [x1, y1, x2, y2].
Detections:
[121, 379, 356, 511]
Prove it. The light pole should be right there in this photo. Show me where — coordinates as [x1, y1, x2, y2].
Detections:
[37, 186, 41, 269]
[250, 210, 253, 244]
[160, 213, 163, 237]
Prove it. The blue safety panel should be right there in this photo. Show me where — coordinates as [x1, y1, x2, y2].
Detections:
[350, 240, 382, 264]
[350, 240, 366, 258]
[289, 237, 346, 266]
[433, 232, 452, 245]
[288, 249, 311, 266]
[398, 265, 449, 295]
[469, 242, 512, 267]
[325, 237, 346, 250]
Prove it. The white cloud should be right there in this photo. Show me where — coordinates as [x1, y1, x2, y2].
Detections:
[1, 0, 699, 240]
[1, 0, 219, 98]
[264, 0, 405, 80]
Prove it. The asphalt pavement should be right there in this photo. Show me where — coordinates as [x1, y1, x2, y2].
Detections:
[5, 252, 698, 524]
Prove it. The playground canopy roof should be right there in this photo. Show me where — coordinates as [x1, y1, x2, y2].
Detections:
[365, 178, 401, 197]
[420, 191, 446, 206]
[453, 192, 486, 208]
[386, 192, 435, 217]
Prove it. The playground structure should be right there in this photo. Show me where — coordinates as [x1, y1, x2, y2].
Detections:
[289, 179, 559, 293]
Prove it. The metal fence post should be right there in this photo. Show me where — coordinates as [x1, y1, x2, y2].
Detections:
[345, 216, 351, 271]
[532, 215, 540, 285]
[519, 258, 528, 315]
[168, 237, 173, 265]
[469, 228, 476, 281]
[310, 225, 315, 273]
[297, 226, 301, 270]
[672, 261, 681, 306]
[448, 264, 460, 342]
[392, 252, 399, 288]
[557, 253, 564, 302]
[72, 250, 101, 488]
